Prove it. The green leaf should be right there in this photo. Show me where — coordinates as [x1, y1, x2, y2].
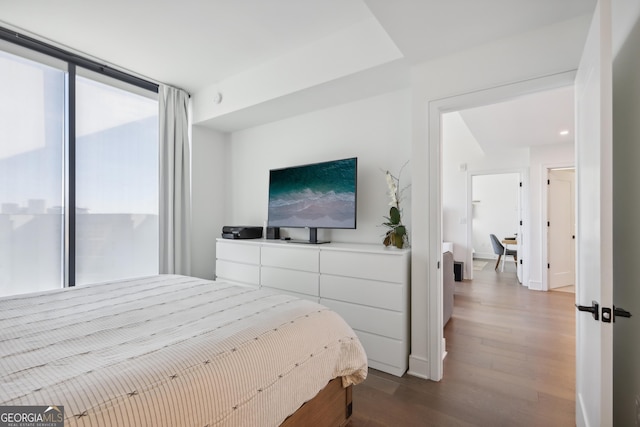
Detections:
[389, 206, 401, 224]
[395, 225, 406, 237]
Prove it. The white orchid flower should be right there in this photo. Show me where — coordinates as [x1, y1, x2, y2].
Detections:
[386, 171, 398, 205]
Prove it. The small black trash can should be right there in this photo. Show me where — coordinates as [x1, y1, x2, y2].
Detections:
[453, 261, 464, 282]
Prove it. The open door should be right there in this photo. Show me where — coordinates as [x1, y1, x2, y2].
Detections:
[575, 0, 614, 425]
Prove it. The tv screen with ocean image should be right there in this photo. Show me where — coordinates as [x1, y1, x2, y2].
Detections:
[267, 157, 357, 229]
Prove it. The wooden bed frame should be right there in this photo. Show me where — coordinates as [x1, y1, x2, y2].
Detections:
[281, 378, 353, 427]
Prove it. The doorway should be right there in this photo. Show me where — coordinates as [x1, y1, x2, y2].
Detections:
[430, 71, 577, 381]
[470, 172, 522, 283]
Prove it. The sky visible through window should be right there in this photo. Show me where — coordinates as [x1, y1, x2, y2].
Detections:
[0, 50, 159, 215]
[76, 76, 158, 215]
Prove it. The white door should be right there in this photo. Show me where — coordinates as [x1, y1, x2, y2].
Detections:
[575, 0, 613, 425]
[548, 169, 575, 289]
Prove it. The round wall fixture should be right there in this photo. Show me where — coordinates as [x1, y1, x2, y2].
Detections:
[213, 92, 223, 104]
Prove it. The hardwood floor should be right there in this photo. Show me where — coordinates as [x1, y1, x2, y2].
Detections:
[349, 260, 576, 426]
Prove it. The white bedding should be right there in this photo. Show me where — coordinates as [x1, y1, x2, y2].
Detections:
[0, 275, 368, 426]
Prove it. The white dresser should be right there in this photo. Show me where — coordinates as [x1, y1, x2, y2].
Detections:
[215, 238, 410, 376]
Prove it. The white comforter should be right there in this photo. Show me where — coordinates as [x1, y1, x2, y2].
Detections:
[0, 275, 367, 426]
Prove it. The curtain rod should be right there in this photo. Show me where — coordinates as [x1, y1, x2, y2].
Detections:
[0, 26, 159, 93]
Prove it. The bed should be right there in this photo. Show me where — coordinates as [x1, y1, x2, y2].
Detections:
[0, 275, 368, 426]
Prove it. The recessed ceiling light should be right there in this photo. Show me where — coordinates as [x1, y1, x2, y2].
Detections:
[559, 130, 570, 136]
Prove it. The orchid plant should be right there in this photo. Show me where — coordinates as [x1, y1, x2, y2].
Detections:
[382, 162, 409, 249]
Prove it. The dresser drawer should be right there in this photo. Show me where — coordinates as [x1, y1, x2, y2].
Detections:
[216, 241, 260, 264]
[320, 275, 404, 311]
[261, 245, 319, 272]
[261, 266, 319, 296]
[261, 287, 319, 304]
[216, 259, 260, 286]
[320, 250, 407, 283]
[353, 330, 407, 374]
[321, 299, 405, 340]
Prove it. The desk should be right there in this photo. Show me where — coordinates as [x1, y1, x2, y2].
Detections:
[501, 238, 517, 272]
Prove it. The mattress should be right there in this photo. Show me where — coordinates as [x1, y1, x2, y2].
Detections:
[0, 275, 368, 426]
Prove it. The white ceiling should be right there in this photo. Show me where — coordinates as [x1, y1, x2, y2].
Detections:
[0, 0, 595, 141]
[0, 0, 376, 93]
[364, 0, 596, 65]
[458, 85, 575, 152]
[0, 0, 595, 92]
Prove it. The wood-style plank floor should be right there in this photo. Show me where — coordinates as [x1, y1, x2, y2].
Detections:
[349, 260, 576, 426]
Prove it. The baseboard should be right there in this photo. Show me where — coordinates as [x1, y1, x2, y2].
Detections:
[474, 252, 496, 260]
[528, 280, 542, 291]
[442, 337, 447, 360]
[407, 355, 430, 379]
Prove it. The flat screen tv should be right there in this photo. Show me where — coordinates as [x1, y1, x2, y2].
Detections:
[267, 157, 357, 244]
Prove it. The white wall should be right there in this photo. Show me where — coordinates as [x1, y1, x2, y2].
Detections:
[191, 125, 229, 279]
[226, 89, 412, 246]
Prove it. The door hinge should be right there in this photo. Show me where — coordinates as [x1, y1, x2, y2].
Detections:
[519, 220, 523, 226]
[547, 263, 550, 269]
[519, 182, 523, 187]
[519, 259, 522, 265]
[437, 261, 440, 269]
[547, 221, 550, 227]
[547, 179, 550, 185]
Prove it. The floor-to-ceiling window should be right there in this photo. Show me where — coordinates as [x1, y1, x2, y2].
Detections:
[0, 38, 159, 297]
